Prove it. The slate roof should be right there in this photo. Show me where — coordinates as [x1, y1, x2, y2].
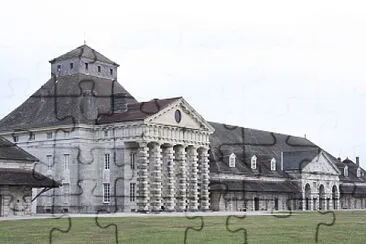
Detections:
[49, 44, 119, 66]
[210, 180, 300, 193]
[208, 121, 320, 178]
[0, 168, 60, 187]
[336, 158, 366, 183]
[0, 137, 38, 161]
[97, 97, 182, 124]
[282, 150, 319, 171]
[0, 74, 137, 132]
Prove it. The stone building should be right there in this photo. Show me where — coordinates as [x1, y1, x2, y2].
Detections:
[0, 137, 58, 216]
[0, 44, 365, 213]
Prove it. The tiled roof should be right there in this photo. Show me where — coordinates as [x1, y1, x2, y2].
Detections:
[0, 74, 137, 132]
[49, 44, 119, 66]
[97, 97, 182, 124]
[0, 168, 60, 187]
[0, 137, 38, 161]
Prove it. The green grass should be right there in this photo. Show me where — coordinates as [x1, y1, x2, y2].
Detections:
[0, 211, 366, 243]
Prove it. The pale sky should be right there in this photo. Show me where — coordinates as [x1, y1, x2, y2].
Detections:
[1, 0, 366, 166]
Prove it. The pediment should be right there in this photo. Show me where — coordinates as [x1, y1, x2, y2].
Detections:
[145, 98, 214, 132]
[302, 152, 340, 175]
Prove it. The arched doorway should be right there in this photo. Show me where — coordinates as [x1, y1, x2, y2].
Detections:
[332, 186, 338, 210]
[305, 184, 311, 210]
[319, 185, 325, 210]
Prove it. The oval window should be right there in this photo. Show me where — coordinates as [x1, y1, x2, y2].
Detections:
[175, 110, 182, 123]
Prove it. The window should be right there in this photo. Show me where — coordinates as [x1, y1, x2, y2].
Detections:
[70, 63, 73, 69]
[57, 65, 61, 72]
[47, 155, 53, 170]
[344, 166, 348, 177]
[251, 155, 257, 169]
[104, 154, 110, 170]
[229, 153, 236, 168]
[130, 153, 136, 170]
[103, 183, 111, 203]
[98, 66, 101, 72]
[47, 132, 52, 139]
[64, 154, 70, 170]
[357, 168, 361, 178]
[271, 158, 276, 171]
[13, 135, 18, 142]
[104, 130, 108, 137]
[85, 63, 89, 70]
[130, 183, 136, 202]
[63, 184, 69, 203]
[29, 132, 35, 141]
[110, 69, 113, 75]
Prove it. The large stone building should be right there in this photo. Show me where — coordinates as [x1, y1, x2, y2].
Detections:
[0, 44, 365, 213]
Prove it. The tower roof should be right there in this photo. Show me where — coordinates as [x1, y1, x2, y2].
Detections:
[49, 44, 119, 66]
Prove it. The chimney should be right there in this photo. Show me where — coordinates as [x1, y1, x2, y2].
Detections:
[337, 157, 341, 161]
[356, 157, 360, 166]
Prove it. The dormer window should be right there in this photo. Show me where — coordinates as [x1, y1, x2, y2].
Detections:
[344, 166, 348, 177]
[70, 63, 73, 69]
[229, 153, 236, 168]
[98, 66, 101, 72]
[357, 168, 362, 178]
[251, 155, 257, 169]
[271, 158, 276, 171]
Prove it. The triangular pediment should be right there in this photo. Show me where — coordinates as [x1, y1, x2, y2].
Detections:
[302, 151, 341, 175]
[145, 98, 214, 132]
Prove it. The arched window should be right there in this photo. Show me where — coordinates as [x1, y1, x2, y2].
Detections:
[344, 166, 348, 177]
[271, 158, 276, 171]
[229, 153, 236, 168]
[357, 168, 361, 178]
[251, 155, 257, 169]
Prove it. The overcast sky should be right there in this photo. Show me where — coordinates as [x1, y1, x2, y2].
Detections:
[1, 0, 366, 166]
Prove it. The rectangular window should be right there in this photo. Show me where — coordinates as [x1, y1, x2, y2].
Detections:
[130, 183, 136, 202]
[110, 69, 113, 75]
[47, 155, 53, 170]
[104, 130, 108, 137]
[70, 63, 73, 69]
[85, 63, 89, 70]
[63, 184, 69, 203]
[29, 132, 35, 141]
[130, 153, 136, 170]
[57, 64, 61, 71]
[104, 154, 110, 170]
[64, 154, 70, 170]
[98, 66, 101, 72]
[103, 183, 111, 203]
[13, 135, 18, 142]
[47, 132, 52, 139]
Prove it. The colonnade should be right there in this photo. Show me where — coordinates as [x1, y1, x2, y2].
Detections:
[136, 141, 210, 212]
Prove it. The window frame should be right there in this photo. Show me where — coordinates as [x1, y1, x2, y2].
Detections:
[229, 153, 236, 168]
[130, 152, 136, 170]
[103, 183, 111, 203]
[130, 183, 136, 202]
[271, 158, 276, 171]
[64, 154, 70, 170]
[47, 155, 53, 170]
[104, 153, 110, 170]
[251, 155, 257, 169]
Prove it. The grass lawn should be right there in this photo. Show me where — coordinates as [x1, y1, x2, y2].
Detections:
[0, 211, 365, 244]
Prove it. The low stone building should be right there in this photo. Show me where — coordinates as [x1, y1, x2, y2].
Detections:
[0, 137, 59, 217]
[0, 44, 365, 213]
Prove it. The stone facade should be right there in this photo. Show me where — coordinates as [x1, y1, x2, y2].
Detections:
[1, 45, 366, 214]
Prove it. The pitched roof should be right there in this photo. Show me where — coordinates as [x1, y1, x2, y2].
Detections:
[97, 97, 182, 124]
[49, 44, 119, 66]
[0, 74, 137, 132]
[0, 137, 38, 161]
[0, 168, 60, 187]
[282, 150, 319, 171]
[208, 121, 320, 178]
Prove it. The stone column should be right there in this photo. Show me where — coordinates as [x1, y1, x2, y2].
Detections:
[137, 142, 150, 212]
[149, 142, 162, 212]
[186, 146, 199, 211]
[162, 145, 175, 211]
[198, 147, 210, 211]
[174, 145, 187, 211]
